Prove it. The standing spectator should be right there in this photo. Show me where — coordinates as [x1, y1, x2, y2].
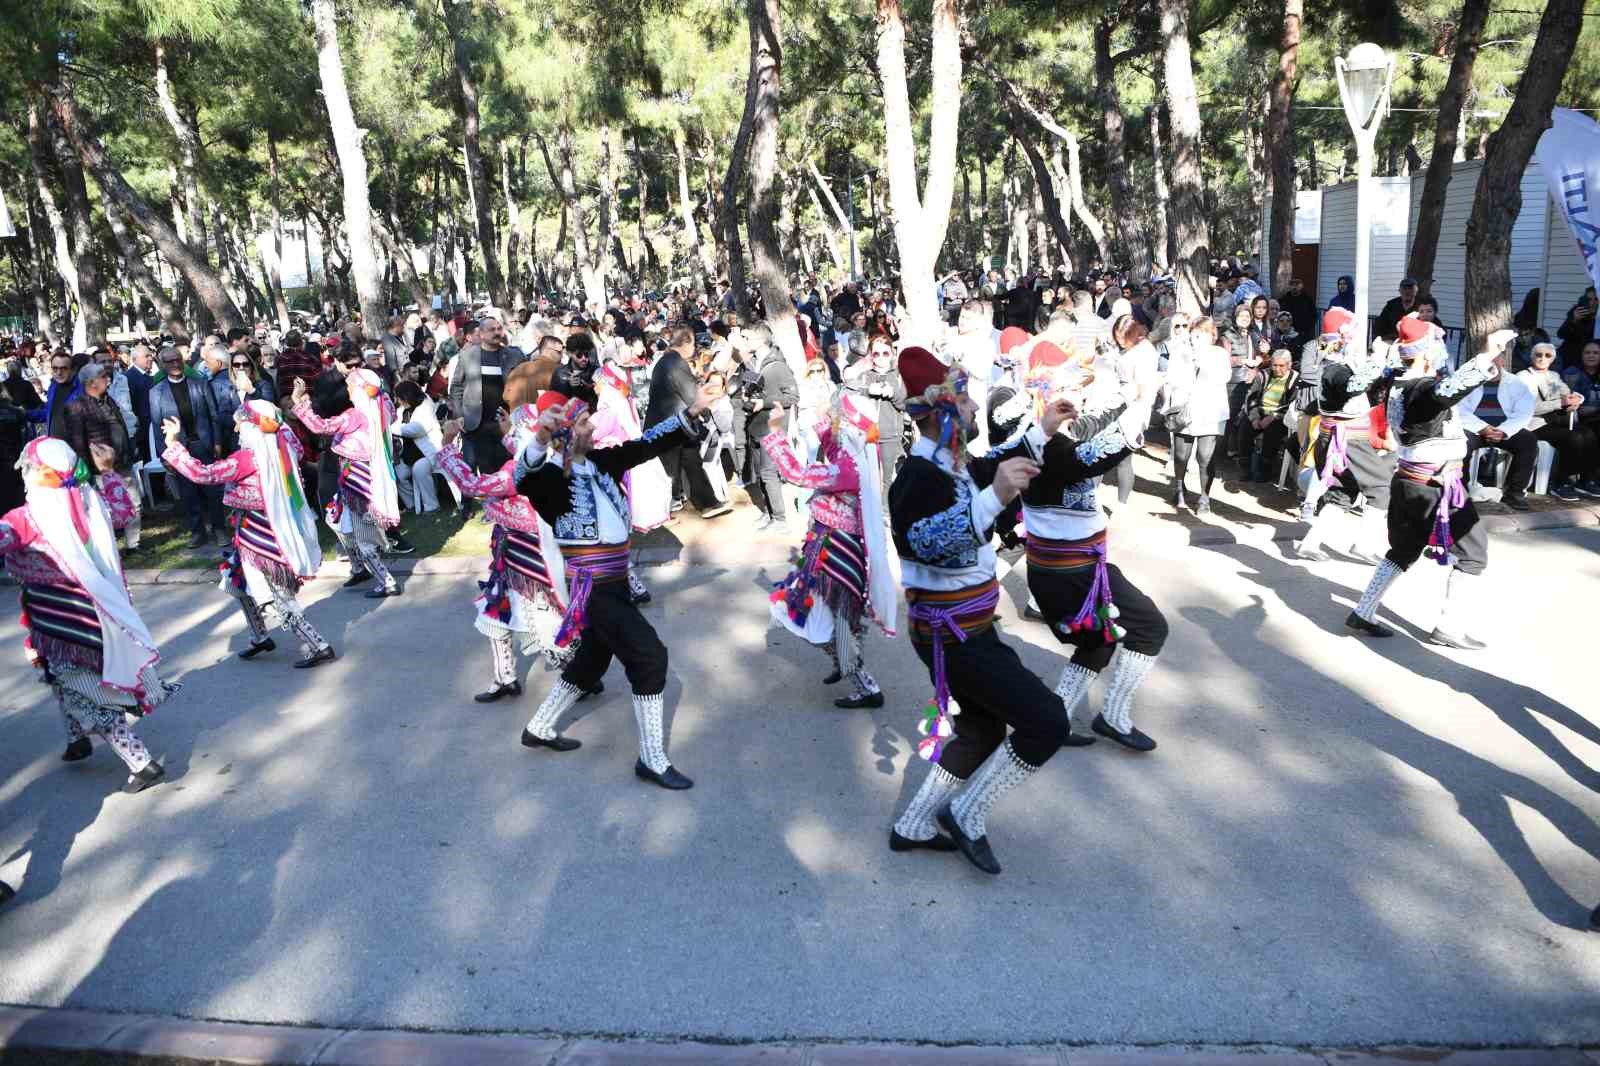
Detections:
[447, 312, 528, 474]
[551, 332, 599, 409]
[202, 344, 242, 453]
[149, 345, 225, 546]
[1375, 277, 1420, 342]
[1162, 317, 1232, 514]
[1223, 303, 1263, 462]
[62, 362, 140, 549]
[1243, 349, 1299, 483]
[96, 348, 138, 445]
[1458, 332, 1536, 511]
[381, 314, 410, 377]
[1105, 313, 1160, 507]
[1519, 342, 1596, 500]
[28, 350, 81, 439]
[646, 324, 727, 517]
[843, 336, 907, 507]
[125, 343, 159, 460]
[1279, 276, 1317, 342]
[1328, 274, 1355, 313]
[740, 326, 798, 532]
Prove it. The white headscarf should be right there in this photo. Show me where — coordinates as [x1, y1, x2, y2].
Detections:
[236, 400, 322, 579]
[18, 438, 159, 692]
[834, 392, 898, 636]
[347, 369, 401, 526]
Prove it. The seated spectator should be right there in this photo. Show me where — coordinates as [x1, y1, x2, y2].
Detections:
[1519, 342, 1597, 501]
[391, 379, 460, 514]
[1458, 331, 1537, 511]
[1509, 321, 1554, 374]
[1243, 349, 1299, 483]
[1561, 339, 1600, 485]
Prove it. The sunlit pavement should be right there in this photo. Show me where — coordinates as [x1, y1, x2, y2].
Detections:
[1, 526, 1598, 1049]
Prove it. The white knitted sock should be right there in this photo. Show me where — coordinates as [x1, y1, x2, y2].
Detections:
[489, 633, 518, 686]
[893, 763, 961, 842]
[525, 680, 582, 740]
[1355, 559, 1403, 622]
[633, 692, 671, 773]
[1100, 649, 1157, 735]
[1054, 662, 1095, 723]
[949, 739, 1037, 841]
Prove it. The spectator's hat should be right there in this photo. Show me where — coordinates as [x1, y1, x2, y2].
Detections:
[1320, 307, 1353, 338]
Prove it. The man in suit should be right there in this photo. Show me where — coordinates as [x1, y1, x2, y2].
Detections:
[447, 311, 528, 473]
[381, 314, 411, 377]
[125, 343, 159, 462]
[646, 324, 728, 518]
[149, 345, 226, 547]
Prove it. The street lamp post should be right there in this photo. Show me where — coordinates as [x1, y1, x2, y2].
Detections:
[1335, 42, 1395, 358]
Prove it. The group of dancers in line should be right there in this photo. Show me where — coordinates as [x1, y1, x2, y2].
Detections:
[0, 305, 1502, 879]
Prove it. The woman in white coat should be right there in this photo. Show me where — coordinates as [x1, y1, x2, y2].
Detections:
[392, 380, 462, 514]
[1161, 316, 1234, 514]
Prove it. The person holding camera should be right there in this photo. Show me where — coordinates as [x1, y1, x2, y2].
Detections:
[646, 325, 728, 518]
[739, 326, 800, 533]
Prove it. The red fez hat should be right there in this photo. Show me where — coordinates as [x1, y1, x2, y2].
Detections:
[1396, 313, 1429, 346]
[998, 327, 1031, 355]
[1028, 341, 1070, 372]
[535, 390, 567, 415]
[898, 346, 947, 398]
[1321, 307, 1353, 337]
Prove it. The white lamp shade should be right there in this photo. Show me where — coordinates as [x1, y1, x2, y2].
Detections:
[1340, 43, 1391, 131]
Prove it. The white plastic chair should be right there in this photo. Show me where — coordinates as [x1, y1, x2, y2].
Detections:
[134, 425, 167, 503]
[1466, 440, 1555, 497]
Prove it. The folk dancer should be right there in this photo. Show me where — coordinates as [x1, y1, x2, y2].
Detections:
[435, 404, 573, 703]
[511, 384, 723, 790]
[160, 401, 336, 668]
[592, 360, 673, 606]
[290, 368, 402, 598]
[1001, 340, 1168, 751]
[1345, 319, 1507, 650]
[886, 346, 1090, 876]
[1, 439, 178, 793]
[762, 390, 899, 710]
[1293, 308, 1398, 562]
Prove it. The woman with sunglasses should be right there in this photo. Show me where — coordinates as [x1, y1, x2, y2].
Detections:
[230, 350, 278, 407]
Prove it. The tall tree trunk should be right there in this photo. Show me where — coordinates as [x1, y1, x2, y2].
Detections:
[264, 134, 293, 328]
[301, 209, 318, 313]
[673, 123, 715, 290]
[597, 124, 629, 283]
[875, 0, 961, 344]
[805, 180, 846, 272]
[372, 215, 430, 311]
[699, 137, 726, 280]
[44, 82, 242, 330]
[501, 140, 525, 309]
[721, 44, 759, 321]
[312, 0, 384, 338]
[103, 197, 185, 340]
[154, 43, 211, 332]
[807, 160, 855, 271]
[27, 103, 81, 342]
[537, 128, 605, 311]
[744, 0, 804, 371]
[43, 105, 106, 347]
[442, 0, 503, 308]
[1463, 0, 1584, 358]
[1146, 103, 1172, 271]
[1092, 17, 1152, 272]
[1407, 0, 1491, 288]
[1008, 113, 1074, 273]
[1157, 0, 1212, 316]
[1263, 0, 1302, 294]
[22, 180, 59, 344]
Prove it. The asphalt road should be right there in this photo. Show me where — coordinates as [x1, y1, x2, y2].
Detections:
[1, 527, 1598, 1047]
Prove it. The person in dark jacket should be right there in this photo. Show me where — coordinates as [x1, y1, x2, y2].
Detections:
[1329, 274, 1355, 313]
[149, 346, 226, 546]
[646, 324, 726, 517]
[1279, 276, 1318, 342]
[62, 361, 140, 548]
[1374, 277, 1420, 342]
[1243, 349, 1299, 482]
[550, 332, 599, 409]
[125, 344, 159, 461]
[28, 350, 81, 440]
[740, 328, 800, 531]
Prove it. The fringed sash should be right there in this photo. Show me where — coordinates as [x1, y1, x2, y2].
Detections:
[769, 523, 867, 627]
[221, 509, 300, 591]
[905, 579, 1000, 763]
[479, 525, 557, 622]
[1025, 530, 1125, 643]
[19, 581, 102, 671]
[1398, 458, 1466, 565]
[552, 541, 631, 648]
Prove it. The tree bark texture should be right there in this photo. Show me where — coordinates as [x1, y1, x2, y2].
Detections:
[443, 0, 504, 308]
[27, 103, 80, 341]
[874, 0, 962, 344]
[538, 128, 605, 312]
[744, 0, 805, 372]
[44, 82, 243, 331]
[722, 37, 759, 321]
[673, 124, 715, 291]
[1263, 0, 1302, 294]
[1008, 113, 1074, 273]
[312, 0, 384, 337]
[1407, 0, 1491, 288]
[1093, 18, 1152, 271]
[1463, 0, 1584, 357]
[42, 105, 106, 347]
[1147, 102, 1172, 270]
[103, 197, 185, 340]
[154, 44, 209, 273]
[1157, 0, 1212, 316]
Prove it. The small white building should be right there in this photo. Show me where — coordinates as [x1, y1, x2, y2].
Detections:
[1315, 177, 1413, 315]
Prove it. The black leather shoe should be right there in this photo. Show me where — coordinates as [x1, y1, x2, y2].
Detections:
[628, 588, 652, 606]
[821, 669, 843, 685]
[1503, 494, 1531, 512]
[935, 805, 1000, 875]
[475, 681, 522, 703]
[889, 829, 958, 853]
[521, 729, 581, 752]
[123, 762, 166, 794]
[61, 737, 92, 762]
[186, 531, 209, 549]
[834, 690, 885, 709]
[293, 646, 337, 670]
[578, 681, 604, 701]
[634, 759, 694, 790]
[239, 638, 276, 660]
[1062, 729, 1097, 748]
[1091, 713, 1158, 752]
[1344, 611, 1394, 638]
[343, 569, 372, 588]
[388, 536, 416, 555]
[365, 586, 401, 598]
[1427, 628, 1487, 651]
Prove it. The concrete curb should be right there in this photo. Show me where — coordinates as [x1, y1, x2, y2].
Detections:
[111, 502, 1600, 584]
[0, 1007, 1596, 1066]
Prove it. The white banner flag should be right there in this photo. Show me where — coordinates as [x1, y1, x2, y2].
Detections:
[0, 184, 14, 239]
[1535, 107, 1600, 338]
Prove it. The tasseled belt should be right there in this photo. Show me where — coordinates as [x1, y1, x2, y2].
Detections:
[1398, 459, 1465, 564]
[1316, 419, 1353, 487]
[479, 525, 556, 622]
[1025, 530, 1125, 643]
[906, 579, 1000, 763]
[552, 541, 631, 647]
